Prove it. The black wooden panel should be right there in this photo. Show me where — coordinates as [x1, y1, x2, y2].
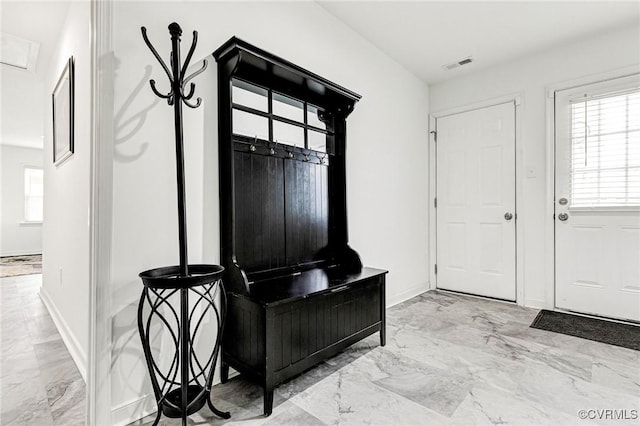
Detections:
[281, 310, 291, 368]
[332, 294, 340, 343]
[241, 309, 248, 361]
[251, 309, 259, 363]
[351, 296, 358, 336]
[323, 293, 331, 349]
[223, 295, 265, 370]
[234, 152, 285, 271]
[298, 306, 308, 363]
[318, 298, 325, 352]
[292, 308, 301, 363]
[284, 161, 329, 265]
[270, 277, 382, 372]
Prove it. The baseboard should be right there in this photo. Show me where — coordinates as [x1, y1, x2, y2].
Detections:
[111, 394, 157, 426]
[387, 281, 430, 307]
[0, 250, 41, 257]
[39, 287, 87, 382]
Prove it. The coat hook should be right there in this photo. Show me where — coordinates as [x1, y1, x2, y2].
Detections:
[267, 141, 276, 155]
[141, 24, 206, 110]
[250, 136, 257, 152]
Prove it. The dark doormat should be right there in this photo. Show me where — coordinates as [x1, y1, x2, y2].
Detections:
[530, 310, 640, 351]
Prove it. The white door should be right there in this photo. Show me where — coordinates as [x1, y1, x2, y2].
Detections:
[555, 74, 640, 322]
[436, 102, 516, 301]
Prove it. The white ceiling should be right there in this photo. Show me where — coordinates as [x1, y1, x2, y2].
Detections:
[318, 1, 640, 84]
[0, 1, 70, 149]
[1, 1, 638, 149]
[0, 1, 69, 77]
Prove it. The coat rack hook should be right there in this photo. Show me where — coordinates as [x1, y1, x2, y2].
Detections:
[141, 27, 174, 86]
[180, 30, 199, 80]
[182, 82, 196, 100]
[183, 97, 202, 109]
[141, 24, 205, 111]
[150, 79, 172, 104]
[183, 59, 208, 88]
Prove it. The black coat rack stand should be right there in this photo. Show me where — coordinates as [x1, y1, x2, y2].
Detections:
[137, 22, 230, 426]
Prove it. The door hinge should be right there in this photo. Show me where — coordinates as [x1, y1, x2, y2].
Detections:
[434, 264, 438, 274]
[430, 130, 437, 142]
[434, 198, 437, 208]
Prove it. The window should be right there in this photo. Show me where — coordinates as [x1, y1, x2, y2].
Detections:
[24, 167, 43, 222]
[230, 78, 330, 153]
[569, 88, 640, 208]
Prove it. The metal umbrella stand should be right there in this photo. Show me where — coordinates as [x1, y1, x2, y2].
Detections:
[137, 22, 230, 426]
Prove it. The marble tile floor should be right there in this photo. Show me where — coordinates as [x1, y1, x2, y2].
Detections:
[134, 290, 640, 426]
[0, 274, 85, 425]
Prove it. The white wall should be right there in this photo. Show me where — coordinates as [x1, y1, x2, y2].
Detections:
[0, 66, 46, 149]
[0, 145, 44, 256]
[109, 1, 429, 423]
[429, 24, 640, 308]
[41, 0, 91, 380]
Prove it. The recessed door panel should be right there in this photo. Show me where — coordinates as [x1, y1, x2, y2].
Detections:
[571, 225, 604, 289]
[445, 222, 467, 271]
[619, 227, 640, 294]
[479, 146, 503, 206]
[479, 223, 503, 275]
[447, 151, 467, 206]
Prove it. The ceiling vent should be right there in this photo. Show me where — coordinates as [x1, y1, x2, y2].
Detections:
[442, 56, 473, 71]
[0, 32, 40, 72]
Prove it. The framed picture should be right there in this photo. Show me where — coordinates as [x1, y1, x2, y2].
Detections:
[52, 56, 74, 165]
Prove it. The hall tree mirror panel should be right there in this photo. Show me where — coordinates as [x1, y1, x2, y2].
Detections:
[214, 37, 387, 416]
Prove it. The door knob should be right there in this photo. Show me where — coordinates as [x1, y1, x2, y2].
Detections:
[504, 212, 513, 221]
[558, 213, 569, 221]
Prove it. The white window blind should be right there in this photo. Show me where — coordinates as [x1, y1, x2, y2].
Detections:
[569, 88, 640, 208]
[24, 167, 43, 222]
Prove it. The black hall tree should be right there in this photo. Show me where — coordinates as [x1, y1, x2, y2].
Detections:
[214, 37, 387, 416]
